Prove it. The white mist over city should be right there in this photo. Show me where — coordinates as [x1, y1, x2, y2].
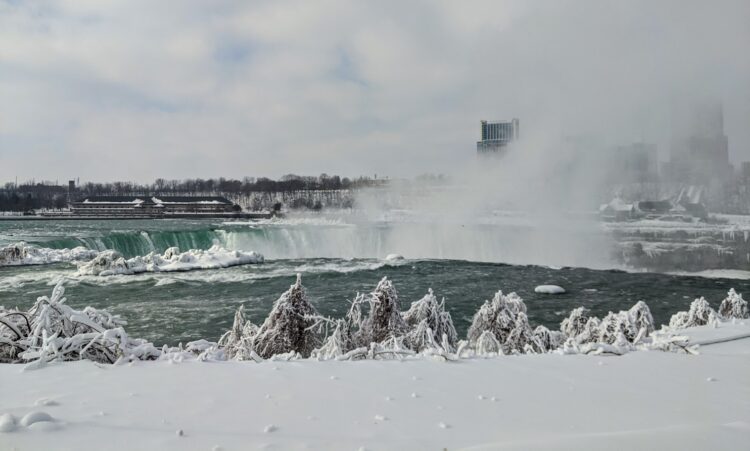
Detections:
[1, 1, 749, 450]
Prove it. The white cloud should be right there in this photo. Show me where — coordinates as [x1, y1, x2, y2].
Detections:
[0, 0, 748, 183]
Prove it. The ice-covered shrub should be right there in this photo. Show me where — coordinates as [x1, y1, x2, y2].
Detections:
[310, 293, 369, 360]
[669, 297, 718, 329]
[0, 281, 160, 365]
[560, 307, 591, 338]
[311, 318, 353, 360]
[402, 289, 458, 351]
[252, 274, 322, 359]
[218, 305, 260, 361]
[474, 330, 502, 355]
[628, 301, 656, 336]
[467, 291, 525, 342]
[361, 277, 408, 344]
[598, 311, 634, 345]
[504, 312, 540, 354]
[575, 317, 602, 344]
[718, 289, 748, 320]
[561, 301, 654, 347]
[531, 325, 563, 353]
[312, 285, 458, 359]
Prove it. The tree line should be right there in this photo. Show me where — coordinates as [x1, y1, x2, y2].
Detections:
[0, 174, 387, 212]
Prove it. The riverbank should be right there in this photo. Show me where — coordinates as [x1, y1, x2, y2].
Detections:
[0, 212, 276, 221]
[0, 321, 747, 450]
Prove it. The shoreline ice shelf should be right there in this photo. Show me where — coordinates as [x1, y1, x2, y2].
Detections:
[606, 215, 750, 271]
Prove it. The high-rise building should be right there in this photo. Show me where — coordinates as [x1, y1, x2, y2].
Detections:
[611, 143, 659, 183]
[477, 118, 519, 155]
[664, 103, 730, 183]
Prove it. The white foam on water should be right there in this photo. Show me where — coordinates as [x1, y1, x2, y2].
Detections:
[76, 245, 264, 276]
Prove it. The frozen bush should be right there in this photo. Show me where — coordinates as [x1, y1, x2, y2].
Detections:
[1, 281, 160, 365]
[402, 289, 458, 351]
[252, 274, 322, 359]
[669, 297, 718, 329]
[560, 307, 591, 338]
[562, 301, 654, 346]
[504, 312, 538, 354]
[474, 330, 502, 355]
[362, 277, 408, 344]
[467, 290, 526, 345]
[218, 305, 260, 361]
[311, 319, 352, 360]
[531, 325, 563, 353]
[718, 289, 749, 320]
[628, 301, 656, 336]
[598, 311, 634, 345]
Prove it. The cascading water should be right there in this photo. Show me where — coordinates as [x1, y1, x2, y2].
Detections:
[8, 220, 614, 266]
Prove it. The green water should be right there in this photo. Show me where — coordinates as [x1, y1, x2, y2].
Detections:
[0, 218, 745, 346]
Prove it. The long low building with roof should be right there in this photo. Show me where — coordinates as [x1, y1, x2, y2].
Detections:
[70, 196, 238, 217]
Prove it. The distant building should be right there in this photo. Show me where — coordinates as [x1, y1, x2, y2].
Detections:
[67, 180, 76, 204]
[663, 103, 731, 183]
[477, 118, 519, 155]
[70, 196, 236, 216]
[611, 143, 658, 183]
[741, 162, 750, 184]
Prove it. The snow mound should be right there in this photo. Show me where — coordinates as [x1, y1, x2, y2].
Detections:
[0, 413, 17, 432]
[534, 285, 566, 294]
[0, 242, 98, 267]
[75, 245, 264, 276]
[19, 411, 54, 427]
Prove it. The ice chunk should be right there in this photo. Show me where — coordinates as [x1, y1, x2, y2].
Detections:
[534, 285, 566, 294]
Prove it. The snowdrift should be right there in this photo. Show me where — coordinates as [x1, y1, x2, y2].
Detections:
[75, 245, 264, 276]
[0, 242, 98, 267]
[2, 275, 748, 366]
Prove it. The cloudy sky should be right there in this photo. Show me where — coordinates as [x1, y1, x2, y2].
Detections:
[1, 0, 749, 183]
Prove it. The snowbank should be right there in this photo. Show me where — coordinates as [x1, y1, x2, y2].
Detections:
[0, 323, 748, 450]
[75, 245, 264, 276]
[0, 242, 98, 267]
[2, 279, 749, 449]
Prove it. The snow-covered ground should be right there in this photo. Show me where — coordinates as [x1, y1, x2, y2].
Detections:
[1, 322, 748, 451]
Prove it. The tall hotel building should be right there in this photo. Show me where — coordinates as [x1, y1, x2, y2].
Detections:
[477, 118, 520, 155]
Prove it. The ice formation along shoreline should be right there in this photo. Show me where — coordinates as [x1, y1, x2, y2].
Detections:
[0, 242, 98, 267]
[74, 245, 264, 276]
[0, 275, 747, 366]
